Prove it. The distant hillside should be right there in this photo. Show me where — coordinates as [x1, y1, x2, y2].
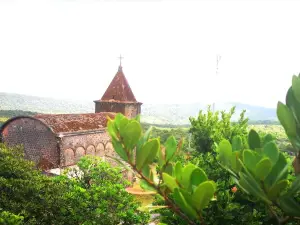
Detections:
[0, 92, 277, 125]
[141, 102, 277, 125]
[0, 109, 38, 118]
[0, 92, 94, 114]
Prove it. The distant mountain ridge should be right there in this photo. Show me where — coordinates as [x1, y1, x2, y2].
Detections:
[0, 92, 277, 125]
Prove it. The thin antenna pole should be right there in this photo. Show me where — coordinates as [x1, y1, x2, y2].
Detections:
[213, 54, 221, 112]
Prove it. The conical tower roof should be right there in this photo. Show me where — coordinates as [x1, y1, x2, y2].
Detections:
[99, 65, 138, 103]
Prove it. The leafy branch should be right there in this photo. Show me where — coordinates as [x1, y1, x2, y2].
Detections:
[107, 113, 216, 225]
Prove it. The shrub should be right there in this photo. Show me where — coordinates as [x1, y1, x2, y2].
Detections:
[189, 105, 248, 153]
[0, 211, 24, 225]
[0, 144, 149, 225]
[157, 150, 269, 225]
[59, 156, 150, 225]
[217, 130, 300, 224]
[0, 143, 66, 224]
[107, 112, 300, 225]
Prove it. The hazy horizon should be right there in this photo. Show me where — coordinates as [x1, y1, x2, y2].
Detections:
[0, 0, 299, 108]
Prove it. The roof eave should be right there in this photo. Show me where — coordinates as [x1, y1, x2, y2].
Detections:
[94, 100, 143, 104]
[56, 128, 107, 138]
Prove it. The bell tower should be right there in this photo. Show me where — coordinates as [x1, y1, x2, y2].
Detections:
[94, 58, 142, 118]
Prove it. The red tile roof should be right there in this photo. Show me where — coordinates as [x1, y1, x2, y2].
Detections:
[99, 66, 139, 103]
[34, 112, 116, 133]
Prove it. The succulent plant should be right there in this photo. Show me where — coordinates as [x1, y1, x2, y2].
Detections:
[217, 130, 300, 221]
[107, 113, 216, 224]
[277, 75, 300, 174]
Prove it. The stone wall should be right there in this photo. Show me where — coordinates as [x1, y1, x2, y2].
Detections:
[95, 102, 125, 114]
[60, 130, 119, 167]
[124, 104, 138, 118]
[1, 117, 59, 169]
[95, 101, 141, 119]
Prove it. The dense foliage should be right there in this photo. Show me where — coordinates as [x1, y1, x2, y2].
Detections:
[0, 144, 149, 225]
[156, 119, 270, 225]
[189, 105, 249, 153]
[107, 98, 300, 225]
[0, 211, 24, 225]
[276, 74, 300, 174]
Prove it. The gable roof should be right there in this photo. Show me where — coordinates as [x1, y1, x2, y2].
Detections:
[99, 66, 138, 103]
[34, 112, 116, 133]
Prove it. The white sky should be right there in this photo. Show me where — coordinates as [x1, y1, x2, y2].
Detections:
[0, 0, 299, 108]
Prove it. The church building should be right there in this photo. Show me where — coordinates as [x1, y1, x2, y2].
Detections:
[0, 63, 142, 171]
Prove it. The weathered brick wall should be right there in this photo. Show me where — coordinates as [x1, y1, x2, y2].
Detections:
[1, 118, 59, 169]
[125, 104, 138, 118]
[60, 130, 119, 167]
[95, 102, 125, 114]
[59, 130, 133, 181]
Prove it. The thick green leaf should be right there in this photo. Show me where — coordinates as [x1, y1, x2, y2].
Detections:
[111, 137, 128, 161]
[142, 165, 151, 179]
[218, 161, 239, 178]
[162, 173, 179, 192]
[157, 145, 166, 168]
[164, 163, 173, 176]
[173, 188, 198, 219]
[292, 75, 300, 103]
[114, 113, 125, 131]
[232, 136, 243, 151]
[136, 139, 160, 171]
[286, 87, 300, 124]
[165, 136, 177, 162]
[279, 195, 300, 217]
[231, 151, 242, 173]
[119, 117, 129, 136]
[243, 150, 260, 173]
[265, 152, 288, 188]
[263, 134, 274, 146]
[107, 119, 118, 141]
[287, 175, 300, 196]
[180, 164, 197, 189]
[137, 126, 153, 153]
[263, 141, 279, 165]
[255, 158, 272, 181]
[217, 139, 232, 166]
[122, 120, 142, 150]
[136, 126, 153, 166]
[192, 181, 216, 211]
[190, 167, 208, 187]
[133, 114, 141, 122]
[239, 172, 272, 204]
[277, 101, 297, 138]
[267, 180, 289, 201]
[179, 188, 194, 208]
[248, 129, 261, 150]
[174, 161, 183, 182]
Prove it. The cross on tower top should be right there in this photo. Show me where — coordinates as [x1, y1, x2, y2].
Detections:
[118, 54, 124, 67]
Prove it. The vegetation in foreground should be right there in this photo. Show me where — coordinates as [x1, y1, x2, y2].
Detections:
[107, 74, 300, 225]
[0, 144, 149, 225]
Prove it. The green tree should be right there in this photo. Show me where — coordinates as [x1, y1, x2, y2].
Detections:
[0, 144, 149, 225]
[189, 105, 248, 153]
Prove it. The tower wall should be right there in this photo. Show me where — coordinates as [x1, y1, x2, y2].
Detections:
[95, 101, 142, 119]
[95, 102, 125, 114]
[124, 103, 142, 118]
